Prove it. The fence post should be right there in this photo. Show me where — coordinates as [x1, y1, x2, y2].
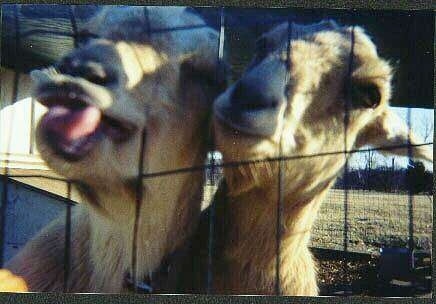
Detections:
[407, 110, 414, 252]
[340, 15, 356, 294]
[207, 8, 226, 294]
[391, 157, 395, 192]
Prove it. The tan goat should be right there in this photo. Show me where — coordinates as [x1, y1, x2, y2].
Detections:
[187, 20, 432, 295]
[5, 6, 226, 292]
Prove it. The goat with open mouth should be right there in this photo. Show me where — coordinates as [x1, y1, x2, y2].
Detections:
[31, 39, 145, 178]
[6, 6, 228, 293]
[33, 61, 137, 161]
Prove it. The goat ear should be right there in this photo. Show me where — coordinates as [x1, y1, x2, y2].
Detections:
[180, 54, 229, 93]
[355, 109, 433, 162]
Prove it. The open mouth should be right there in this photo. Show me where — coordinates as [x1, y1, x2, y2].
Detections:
[36, 86, 136, 161]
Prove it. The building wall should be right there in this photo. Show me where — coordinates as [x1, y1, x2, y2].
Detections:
[0, 179, 68, 262]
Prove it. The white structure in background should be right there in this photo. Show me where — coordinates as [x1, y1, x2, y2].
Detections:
[0, 71, 70, 263]
[0, 68, 49, 170]
[0, 97, 47, 156]
[205, 150, 223, 185]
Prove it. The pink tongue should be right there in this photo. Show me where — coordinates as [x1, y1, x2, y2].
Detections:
[43, 105, 102, 141]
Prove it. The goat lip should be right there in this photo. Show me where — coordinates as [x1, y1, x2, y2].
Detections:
[34, 81, 95, 109]
[214, 102, 279, 137]
[40, 105, 103, 161]
[37, 92, 136, 161]
[36, 90, 137, 135]
[44, 127, 104, 162]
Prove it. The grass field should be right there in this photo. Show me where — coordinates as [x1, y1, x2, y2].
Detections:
[312, 189, 433, 253]
[203, 185, 433, 254]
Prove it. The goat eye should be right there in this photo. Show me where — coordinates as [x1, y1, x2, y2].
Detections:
[86, 71, 111, 86]
[76, 29, 99, 46]
[57, 57, 74, 74]
[84, 64, 118, 86]
[349, 82, 381, 109]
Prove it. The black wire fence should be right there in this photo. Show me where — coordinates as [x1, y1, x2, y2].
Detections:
[0, 4, 433, 295]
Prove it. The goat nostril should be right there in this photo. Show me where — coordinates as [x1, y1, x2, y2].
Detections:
[231, 83, 281, 111]
[229, 71, 287, 111]
[86, 71, 109, 86]
[57, 60, 116, 86]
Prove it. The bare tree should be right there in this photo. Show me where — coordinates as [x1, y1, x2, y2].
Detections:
[364, 149, 377, 189]
[421, 118, 434, 143]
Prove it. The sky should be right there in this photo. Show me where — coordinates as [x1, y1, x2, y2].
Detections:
[347, 107, 434, 172]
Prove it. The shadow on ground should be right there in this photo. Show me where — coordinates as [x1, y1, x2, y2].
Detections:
[313, 248, 431, 297]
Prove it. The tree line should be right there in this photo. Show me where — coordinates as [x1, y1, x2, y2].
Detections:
[335, 161, 433, 194]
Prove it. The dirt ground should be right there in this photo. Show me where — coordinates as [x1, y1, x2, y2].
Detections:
[203, 185, 433, 297]
[314, 248, 432, 297]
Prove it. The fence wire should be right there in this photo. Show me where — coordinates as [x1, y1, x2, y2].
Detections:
[0, 4, 433, 295]
[274, 18, 292, 296]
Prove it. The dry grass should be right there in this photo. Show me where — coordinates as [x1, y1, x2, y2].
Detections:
[203, 185, 433, 254]
[312, 189, 433, 253]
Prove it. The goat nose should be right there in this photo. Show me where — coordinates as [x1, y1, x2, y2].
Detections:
[230, 60, 288, 111]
